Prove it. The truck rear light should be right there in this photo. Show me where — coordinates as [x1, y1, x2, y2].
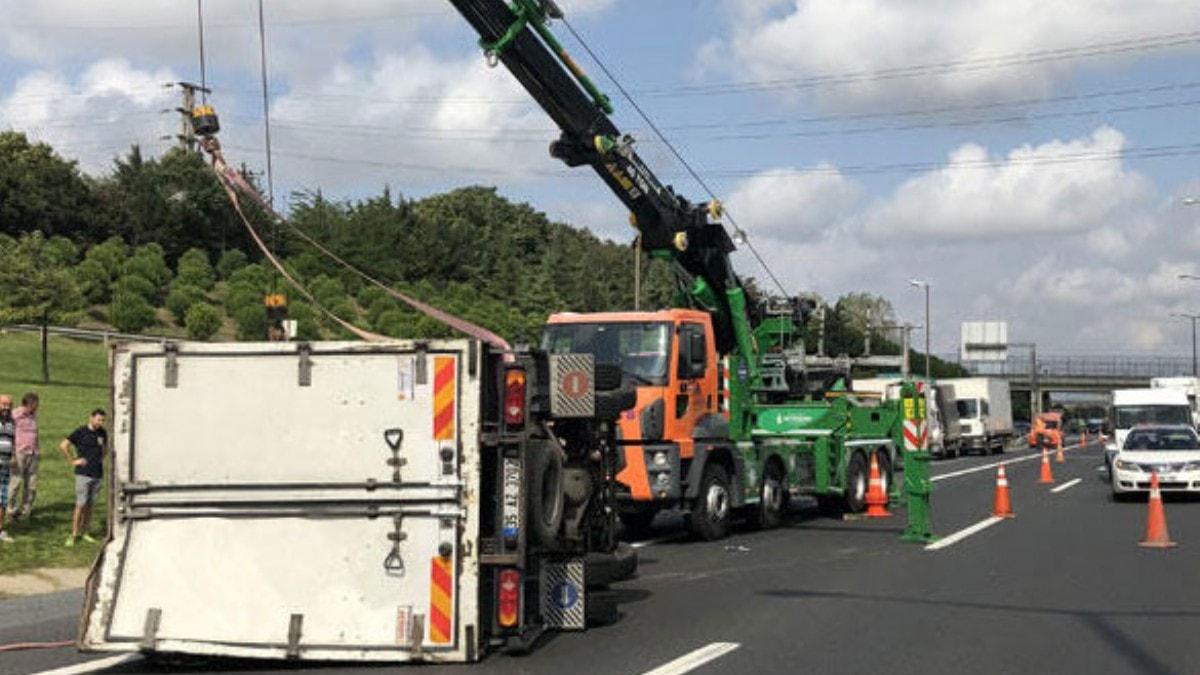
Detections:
[497, 568, 520, 628]
[504, 368, 527, 428]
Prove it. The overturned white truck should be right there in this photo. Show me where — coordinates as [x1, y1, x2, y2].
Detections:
[80, 340, 635, 663]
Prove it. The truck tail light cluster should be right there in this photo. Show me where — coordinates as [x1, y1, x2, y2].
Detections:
[497, 568, 521, 628]
[504, 368, 527, 428]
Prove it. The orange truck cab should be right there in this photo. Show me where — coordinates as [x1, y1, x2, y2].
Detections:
[542, 309, 740, 535]
[1028, 412, 1063, 448]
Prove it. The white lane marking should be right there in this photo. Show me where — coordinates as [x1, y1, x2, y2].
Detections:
[1051, 478, 1083, 493]
[931, 442, 1085, 483]
[27, 654, 139, 675]
[924, 516, 1004, 551]
[643, 642, 741, 675]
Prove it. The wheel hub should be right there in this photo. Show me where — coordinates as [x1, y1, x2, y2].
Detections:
[706, 483, 729, 521]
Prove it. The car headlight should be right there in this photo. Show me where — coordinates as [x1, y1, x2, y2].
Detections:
[1114, 459, 1141, 472]
[652, 451, 669, 468]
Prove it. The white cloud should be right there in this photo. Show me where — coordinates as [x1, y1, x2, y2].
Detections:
[725, 164, 863, 239]
[0, 59, 177, 171]
[706, 0, 1200, 110]
[862, 126, 1153, 240]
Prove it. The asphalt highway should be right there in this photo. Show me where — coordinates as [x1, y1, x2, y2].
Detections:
[6, 438, 1199, 675]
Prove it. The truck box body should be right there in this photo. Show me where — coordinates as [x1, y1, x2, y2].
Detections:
[852, 378, 960, 457]
[943, 378, 1013, 453]
[1150, 377, 1200, 427]
[80, 340, 599, 663]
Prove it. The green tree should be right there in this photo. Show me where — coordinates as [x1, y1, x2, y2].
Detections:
[0, 132, 96, 240]
[0, 232, 86, 381]
[216, 249, 249, 279]
[176, 248, 215, 290]
[184, 303, 223, 341]
[111, 275, 157, 303]
[109, 292, 157, 333]
[166, 284, 207, 324]
[75, 259, 112, 304]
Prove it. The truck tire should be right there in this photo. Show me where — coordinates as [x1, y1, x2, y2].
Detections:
[527, 442, 565, 547]
[746, 461, 785, 530]
[874, 450, 892, 497]
[586, 542, 638, 588]
[843, 452, 869, 513]
[688, 463, 732, 541]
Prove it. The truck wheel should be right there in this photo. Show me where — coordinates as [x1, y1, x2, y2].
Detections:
[527, 442, 565, 547]
[747, 462, 786, 530]
[843, 452, 869, 513]
[618, 509, 658, 536]
[874, 451, 892, 497]
[688, 463, 732, 541]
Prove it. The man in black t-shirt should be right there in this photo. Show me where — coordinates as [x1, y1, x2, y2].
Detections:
[59, 409, 107, 547]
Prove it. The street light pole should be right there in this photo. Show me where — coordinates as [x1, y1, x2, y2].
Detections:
[909, 279, 931, 383]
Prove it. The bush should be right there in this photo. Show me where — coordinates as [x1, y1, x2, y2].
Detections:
[45, 236, 79, 266]
[308, 274, 345, 307]
[184, 303, 223, 341]
[233, 303, 267, 341]
[216, 249, 249, 279]
[111, 274, 157, 302]
[374, 309, 412, 338]
[84, 236, 127, 280]
[75, 259, 111, 304]
[228, 263, 271, 289]
[176, 248, 215, 290]
[109, 292, 156, 333]
[288, 302, 322, 341]
[123, 246, 172, 300]
[165, 283, 207, 324]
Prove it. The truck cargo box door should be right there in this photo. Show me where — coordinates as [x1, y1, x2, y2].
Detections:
[82, 342, 483, 663]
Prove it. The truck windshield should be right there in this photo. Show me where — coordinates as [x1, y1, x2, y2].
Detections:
[542, 322, 672, 385]
[1115, 405, 1192, 428]
[956, 399, 979, 419]
[1123, 429, 1200, 451]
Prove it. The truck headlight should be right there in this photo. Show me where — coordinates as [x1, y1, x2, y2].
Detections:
[653, 451, 669, 468]
[655, 472, 671, 487]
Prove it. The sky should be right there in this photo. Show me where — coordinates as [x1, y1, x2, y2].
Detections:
[2, 0, 1200, 358]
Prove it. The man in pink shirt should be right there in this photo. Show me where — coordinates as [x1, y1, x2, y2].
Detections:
[8, 392, 39, 522]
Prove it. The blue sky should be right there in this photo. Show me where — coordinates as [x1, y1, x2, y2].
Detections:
[2, 0, 1200, 356]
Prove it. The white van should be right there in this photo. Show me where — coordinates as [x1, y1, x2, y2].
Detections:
[1107, 388, 1193, 474]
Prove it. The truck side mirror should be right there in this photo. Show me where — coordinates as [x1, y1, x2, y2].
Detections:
[688, 333, 707, 378]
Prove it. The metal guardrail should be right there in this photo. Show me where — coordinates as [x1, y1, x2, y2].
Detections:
[0, 324, 169, 344]
[940, 353, 1194, 380]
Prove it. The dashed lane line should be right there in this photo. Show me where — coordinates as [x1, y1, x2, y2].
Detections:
[924, 516, 1004, 551]
[1051, 478, 1083, 493]
[642, 642, 741, 675]
[932, 443, 1089, 483]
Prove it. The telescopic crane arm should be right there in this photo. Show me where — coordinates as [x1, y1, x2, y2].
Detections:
[446, 0, 759, 361]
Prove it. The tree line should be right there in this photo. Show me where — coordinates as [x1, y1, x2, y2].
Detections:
[0, 131, 963, 380]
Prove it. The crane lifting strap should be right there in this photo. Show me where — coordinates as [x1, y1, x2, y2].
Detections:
[199, 136, 512, 351]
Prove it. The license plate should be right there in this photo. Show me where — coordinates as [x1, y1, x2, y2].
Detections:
[502, 457, 521, 540]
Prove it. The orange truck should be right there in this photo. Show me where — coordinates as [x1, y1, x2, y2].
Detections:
[1028, 412, 1063, 448]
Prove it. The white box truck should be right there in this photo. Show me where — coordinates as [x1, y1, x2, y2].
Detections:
[944, 378, 1013, 454]
[79, 340, 636, 663]
[1150, 377, 1200, 427]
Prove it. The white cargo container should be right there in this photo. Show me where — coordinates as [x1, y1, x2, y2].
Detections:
[943, 378, 1013, 454]
[80, 340, 633, 663]
[1150, 377, 1200, 427]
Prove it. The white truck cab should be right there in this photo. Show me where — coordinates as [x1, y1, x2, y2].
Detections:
[1107, 387, 1193, 475]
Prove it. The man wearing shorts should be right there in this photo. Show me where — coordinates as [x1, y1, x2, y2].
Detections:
[60, 409, 107, 547]
[0, 395, 14, 542]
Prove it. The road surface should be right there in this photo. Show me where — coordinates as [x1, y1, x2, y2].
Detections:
[5, 439, 1198, 675]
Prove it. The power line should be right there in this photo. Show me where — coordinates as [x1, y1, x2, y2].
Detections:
[196, 0, 207, 101]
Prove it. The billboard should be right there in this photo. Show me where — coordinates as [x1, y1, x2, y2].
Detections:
[961, 321, 1008, 362]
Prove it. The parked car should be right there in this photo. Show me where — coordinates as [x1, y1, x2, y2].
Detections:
[1110, 424, 1200, 501]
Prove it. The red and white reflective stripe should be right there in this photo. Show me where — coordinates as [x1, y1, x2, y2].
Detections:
[996, 466, 1009, 487]
[720, 357, 730, 413]
[903, 419, 926, 451]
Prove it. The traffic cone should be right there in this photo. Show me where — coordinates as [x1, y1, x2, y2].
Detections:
[864, 454, 892, 518]
[1139, 473, 1177, 549]
[1081, 430, 1088, 446]
[1039, 446, 1055, 484]
[992, 465, 1014, 518]
[1055, 437, 1065, 464]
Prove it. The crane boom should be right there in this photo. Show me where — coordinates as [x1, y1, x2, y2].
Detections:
[446, 0, 755, 360]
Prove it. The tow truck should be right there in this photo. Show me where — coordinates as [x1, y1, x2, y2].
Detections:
[448, 0, 932, 540]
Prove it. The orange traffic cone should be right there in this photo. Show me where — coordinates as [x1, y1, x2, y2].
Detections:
[992, 464, 1014, 518]
[864, 454, 891, 518]
[1039, 446, 1055, 484]
[1055, 437, 1065, 464]
[1139, 473, 1177, 549]
[1081, 430, 1088, 446]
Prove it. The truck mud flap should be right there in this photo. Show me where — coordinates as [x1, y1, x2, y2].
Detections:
[539, 559, 585, 631]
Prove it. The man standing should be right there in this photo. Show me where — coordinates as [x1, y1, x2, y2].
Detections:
[8, 393, 39, 523]
[0, 395, 14, 542]
[60, 409, 107, 546]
